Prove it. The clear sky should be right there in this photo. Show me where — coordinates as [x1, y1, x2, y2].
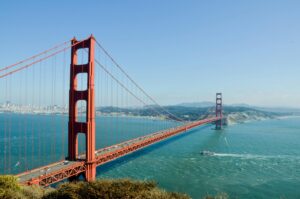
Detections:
[1, 0, 300, 107]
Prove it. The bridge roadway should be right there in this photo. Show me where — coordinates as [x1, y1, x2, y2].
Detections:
[16, 117, 221, 186]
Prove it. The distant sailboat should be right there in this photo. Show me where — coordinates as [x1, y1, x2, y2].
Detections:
[14, 161, 20, 167]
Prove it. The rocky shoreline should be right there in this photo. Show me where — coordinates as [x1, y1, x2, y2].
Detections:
[224, 111, 277, 125]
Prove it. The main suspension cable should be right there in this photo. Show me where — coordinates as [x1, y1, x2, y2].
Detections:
[0, 40, 70, 72]
[0, 41, 83, 79]
[95, 39, 184, 122]
[94, 58, 169, 119]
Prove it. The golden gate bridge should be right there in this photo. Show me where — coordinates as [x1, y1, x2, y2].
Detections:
[0, 35, 222, 186]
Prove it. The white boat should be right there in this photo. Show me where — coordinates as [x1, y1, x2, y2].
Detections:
[200, 150, 215, 156]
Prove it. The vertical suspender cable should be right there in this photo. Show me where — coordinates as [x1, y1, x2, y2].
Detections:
[52, 52, 58, 161]
[62, 48, 66, 159]
[4, 68, 7, 173]
[18, 70, 22, 172]
[24, 57, 28, 171]
[31, 59, 35, 169]
[38, 61, 41, 165]
[8, 73, 12, 173]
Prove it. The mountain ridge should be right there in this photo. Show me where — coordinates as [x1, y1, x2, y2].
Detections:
[175, 101, 300, 113]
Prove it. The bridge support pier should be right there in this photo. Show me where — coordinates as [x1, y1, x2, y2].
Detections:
[215, 93, 223, 130]
[68, 35, 96, 182]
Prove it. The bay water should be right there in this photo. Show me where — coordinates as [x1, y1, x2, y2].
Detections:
[0, 113, 300, 198]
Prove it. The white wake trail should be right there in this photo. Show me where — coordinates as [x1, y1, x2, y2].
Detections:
[212, 153, 299, 159]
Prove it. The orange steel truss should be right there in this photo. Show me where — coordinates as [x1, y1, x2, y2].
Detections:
[15, 35, 223, 187]
[18, 117, 221, 187]
[38, 163, 85, 186]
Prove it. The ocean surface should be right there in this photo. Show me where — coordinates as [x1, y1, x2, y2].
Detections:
[1, 114, 300, 198]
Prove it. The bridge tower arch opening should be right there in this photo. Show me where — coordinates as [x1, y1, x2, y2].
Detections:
[215, 92, 223, 130]
[68, 35, 96, 181]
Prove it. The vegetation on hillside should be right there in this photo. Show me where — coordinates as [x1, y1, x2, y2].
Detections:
[0, 175, 48, 199]
[0, 175, 230, 199]
[0, 176, 190, 199]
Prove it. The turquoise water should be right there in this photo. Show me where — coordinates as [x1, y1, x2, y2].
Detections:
[1, 114, 300, 198]
[97, 118, 300, 199]
[0, 113, 180, 173]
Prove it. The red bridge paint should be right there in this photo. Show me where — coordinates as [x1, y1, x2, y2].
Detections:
[16, 116, 221, 186]
[11, 35, 223, 187]
[68, 36, 96, 181]
[216, 93, 223, 130]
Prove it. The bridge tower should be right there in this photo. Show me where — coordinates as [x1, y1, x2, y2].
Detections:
[215, 92, 222, 130]
[68, 35, 96, 181]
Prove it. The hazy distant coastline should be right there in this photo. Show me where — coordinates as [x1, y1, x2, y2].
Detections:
[0, 101, 294, 125]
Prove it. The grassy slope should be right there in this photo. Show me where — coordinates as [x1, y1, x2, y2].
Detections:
[0, 176, 230, 199]
[0, 176, 189, 199]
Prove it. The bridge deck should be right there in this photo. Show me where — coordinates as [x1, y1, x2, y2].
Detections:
[16, 117, 220, 186]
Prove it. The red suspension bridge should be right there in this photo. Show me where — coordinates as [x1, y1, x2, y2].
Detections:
[0, 35, 222, 186]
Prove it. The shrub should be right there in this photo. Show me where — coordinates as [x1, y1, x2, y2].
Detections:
[42, 179, 190, 199]
[0, 176, 192, 199]
[203, 192, 229, 199]
[0, 175, 20, 191]
[0, 175, 22, 199]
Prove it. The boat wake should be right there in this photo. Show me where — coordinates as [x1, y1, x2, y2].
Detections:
[214, 153, 263, 158]
[212, 153, 299, 159]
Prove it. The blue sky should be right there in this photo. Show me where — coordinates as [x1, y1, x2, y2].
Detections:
[1, 0, 300, 107]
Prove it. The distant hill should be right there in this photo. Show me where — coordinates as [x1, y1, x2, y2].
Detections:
[176, 101, 215, 107]
[176, 101, 254, 108]
[251, 107, 300, 114]
[176, 101, 300, 114]
[229, 103, 252, 108]
[97, 105, 288, 124]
